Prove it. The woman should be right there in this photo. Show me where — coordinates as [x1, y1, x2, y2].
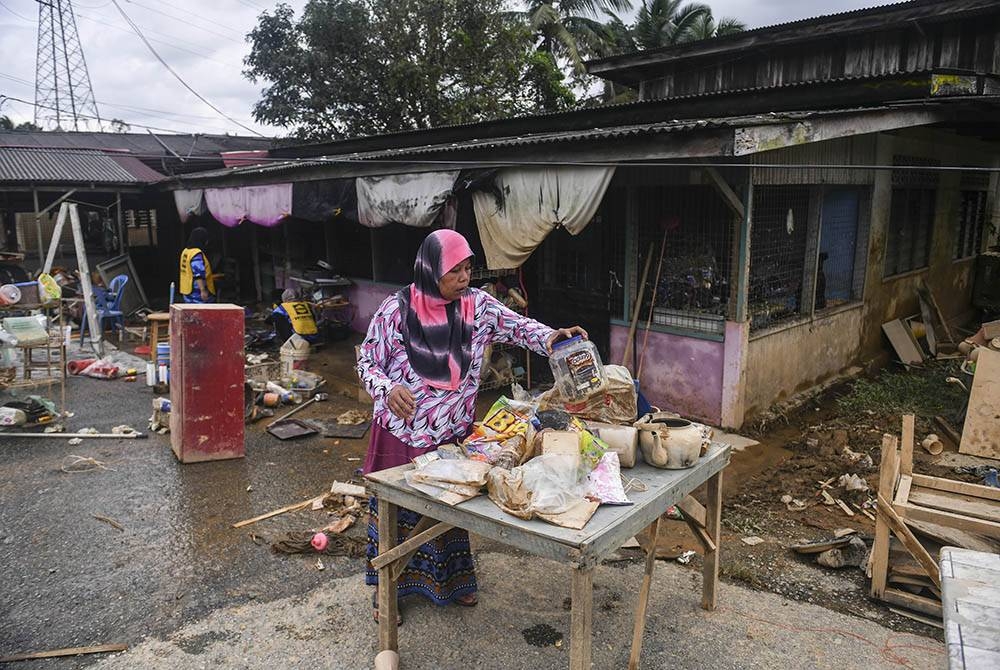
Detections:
[357, 229, 585, 622]
[178, 227, 215, 304]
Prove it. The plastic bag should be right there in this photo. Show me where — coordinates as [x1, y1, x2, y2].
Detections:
[537, 365, 637, 424]
[586, 452, 630, 505]
[487, 454, 586, 517]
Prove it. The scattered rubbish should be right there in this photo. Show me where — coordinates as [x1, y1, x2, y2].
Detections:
[111, 425, 138, 435]
[92, 514, 124, 532]
[741, 536, 764, 546]
[232, 495, 324, 528]
[267, 392, 328, 429]
[834, 498, 856, 517]
[311, 532, 328, 552]
[954, 465, 999, 488]
[4, 428, 148, 440]
[336, 409, 369, 425]
[67, 438, 82, 446]
[675, 550, 697, 564]
[266, 418, 318, 440]
[269, 531, 366, 557]
[816, 536, 868, 569]
[790, 536, 854, 555]
[838, 474, 870, 492]
[80, 427, 99, 434]
[315, 558, 325, 571]
[781, 494, 807, 511]
[43, 424, 64, 433]
[919, 433, 944, 455]
[61, 455, 113, 472]
[0, 644, 128, 663]
[347, 457, 361, 462]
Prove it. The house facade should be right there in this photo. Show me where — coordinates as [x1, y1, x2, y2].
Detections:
[160, 0, 1000, 428]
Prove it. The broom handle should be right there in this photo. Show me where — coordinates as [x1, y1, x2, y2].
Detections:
[638, 232, 668, 380]
[621, 243, 655, 372]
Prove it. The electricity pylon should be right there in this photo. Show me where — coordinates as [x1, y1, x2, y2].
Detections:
[34, 0, 103, 131]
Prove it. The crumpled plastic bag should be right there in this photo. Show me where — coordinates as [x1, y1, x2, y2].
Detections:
[487, 454, 599, 529]
[537, 365, 637, 425]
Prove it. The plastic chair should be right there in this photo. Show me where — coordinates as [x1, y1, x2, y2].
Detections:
[81, 274, 128, 343]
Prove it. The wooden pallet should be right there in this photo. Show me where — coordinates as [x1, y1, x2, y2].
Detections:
[869, 414, 1000, 617]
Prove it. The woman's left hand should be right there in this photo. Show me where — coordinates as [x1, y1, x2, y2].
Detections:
[547, 326, 589, 354]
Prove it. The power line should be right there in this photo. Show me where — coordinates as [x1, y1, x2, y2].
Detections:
[73, 10, 236, 66]
[0, 0, 35, 22]
[122, 0, 244, 43]
[1, 93, 257, 135]
[109, 0, 264, 136]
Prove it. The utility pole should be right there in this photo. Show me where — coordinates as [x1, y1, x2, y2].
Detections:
[34, 0, 102, 131]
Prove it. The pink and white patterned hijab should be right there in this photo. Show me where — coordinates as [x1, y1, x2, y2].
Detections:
[397, 230, 475, 391]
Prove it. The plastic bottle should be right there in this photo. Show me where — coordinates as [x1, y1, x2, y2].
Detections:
[548, 335, 607, 402]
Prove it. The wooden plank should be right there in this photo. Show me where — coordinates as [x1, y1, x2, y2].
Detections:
[908, 487, 1000, 524]
[676, 495, 706, 527]
[871, 435, 899, 598]
[388, 516, 437, 582]
[702, 470, 722, 611]
[377, 498, 399, 653]
[933, 416, 962, 448]
[0, 644, 128, 663]
[894, 475, 913, 507]
[679, 510, 717, 553]
[628, 517, 661, 670]
[900, 414, 915, 478]
[899, 502, 1000, 540]
[912, 474, 1000, 503]
[882, 320, 925, 364]
[569, 566, 594, 670]
[232, 496, 321, 528]
[918, 279, 955, 344]
[703, 167, 745, 220]
[370, 521, 453, 571]
[881, 588, 942, 618]
[915, 290, 938, 355]
[907, 518, 1000, 554]
[959, 348, 1000, 460]
[879, 494, 941, 589]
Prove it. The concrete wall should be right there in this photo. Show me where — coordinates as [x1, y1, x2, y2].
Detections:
[344, 280, 400, 334]
[609, 324, 725, 425]
[744, 305, 864, 417]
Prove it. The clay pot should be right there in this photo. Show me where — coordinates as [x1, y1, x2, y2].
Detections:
[634, 412, 711, 469]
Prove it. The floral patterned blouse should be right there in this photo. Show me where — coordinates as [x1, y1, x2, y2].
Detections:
[357, 288, 554, 450]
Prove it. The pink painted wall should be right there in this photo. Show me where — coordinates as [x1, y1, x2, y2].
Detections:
[609, 324, 725, 425]
[345, 280, 401, 334]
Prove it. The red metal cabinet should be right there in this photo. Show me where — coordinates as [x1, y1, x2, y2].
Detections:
[169, 304, 245, 462]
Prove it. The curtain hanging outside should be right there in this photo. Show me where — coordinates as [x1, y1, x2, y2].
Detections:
[173, 189, 205, 223]
[204, 183, 293, 227]
[356, 171, 459, 228]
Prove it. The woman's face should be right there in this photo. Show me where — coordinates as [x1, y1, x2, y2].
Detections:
[438, 258, 472, 301]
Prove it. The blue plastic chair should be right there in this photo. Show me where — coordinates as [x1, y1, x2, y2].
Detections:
[81, 274, 128, 343]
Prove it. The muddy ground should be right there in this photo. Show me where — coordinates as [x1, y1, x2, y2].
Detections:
[0, 334, 985, 666]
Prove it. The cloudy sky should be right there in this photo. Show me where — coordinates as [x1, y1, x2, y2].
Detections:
[0, 0, 877, 137]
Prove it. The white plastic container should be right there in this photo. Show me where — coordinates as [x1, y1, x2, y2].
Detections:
[548, 335, 606, 402]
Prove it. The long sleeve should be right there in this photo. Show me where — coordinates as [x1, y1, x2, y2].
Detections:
[356, 296, 398, 401]
[481, 293, 554, 356]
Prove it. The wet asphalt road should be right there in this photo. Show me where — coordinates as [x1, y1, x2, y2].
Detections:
[0, 375, 371, 667]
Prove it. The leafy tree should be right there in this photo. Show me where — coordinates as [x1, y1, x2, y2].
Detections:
[633, 0, 711, 49]
[0, 116, 41, 131]
[514, 0, 633, 75]
[684, 10, 746, 40]
[244, 0, 575, 140]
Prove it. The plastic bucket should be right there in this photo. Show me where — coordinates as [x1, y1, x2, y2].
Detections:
[280, 348, 309, 377]
[0, 284, 21, 306]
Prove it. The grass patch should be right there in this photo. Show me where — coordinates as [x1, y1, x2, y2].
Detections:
[836, 360, 968, 419]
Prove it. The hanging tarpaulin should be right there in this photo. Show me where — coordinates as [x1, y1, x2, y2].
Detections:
[472, 166, 615, 269]
[204, 183, 293, 227]
[356, 171, 459, 228]
[292, 178, 359, 224]
[173, 189, 205, 223]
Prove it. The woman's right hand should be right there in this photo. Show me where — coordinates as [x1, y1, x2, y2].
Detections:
[387, 385, 416, 420]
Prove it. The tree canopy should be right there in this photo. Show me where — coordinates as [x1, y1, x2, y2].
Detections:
[244, 0, 575, 140]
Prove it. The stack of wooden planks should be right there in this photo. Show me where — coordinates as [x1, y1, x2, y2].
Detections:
[869, 415, 1000, 618]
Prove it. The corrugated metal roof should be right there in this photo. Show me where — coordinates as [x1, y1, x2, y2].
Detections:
[0, 131, 273, 155]
[0, 147, 166, 184]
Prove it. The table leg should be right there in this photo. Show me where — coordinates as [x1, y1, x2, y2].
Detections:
[377, 498, 399, 653]
[627, 517, 661, 670]
[149, 321, 159, 363]
[702, 470, 723, 611]
[569, 565, 593, 670]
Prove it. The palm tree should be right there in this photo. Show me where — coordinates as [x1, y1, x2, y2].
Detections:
[516, 0, 634, 74]
[684, 10, 746, 41]
[633, 0, 709, 49]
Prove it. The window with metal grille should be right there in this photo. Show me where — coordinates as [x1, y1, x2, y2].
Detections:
[633, 184, 735, 335]
[816, 188, 868, 310]
[955, 189, 988, 260]
[748, 185, 811, 330]
[885, 155, 938, 278]
[125, 209, 157, 247]
[885, 187, 935, 276]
